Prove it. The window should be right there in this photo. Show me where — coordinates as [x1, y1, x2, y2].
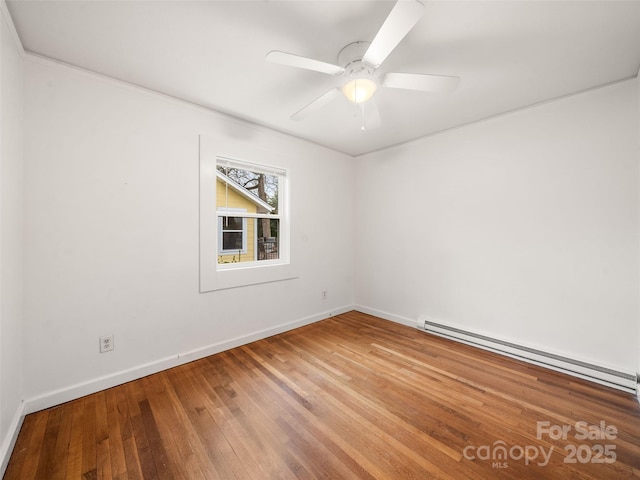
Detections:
[199, 134, 294, 292]
[215, 158, 283, 268]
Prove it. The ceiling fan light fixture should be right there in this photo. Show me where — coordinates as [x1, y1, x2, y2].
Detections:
[342, 78, 377, 104]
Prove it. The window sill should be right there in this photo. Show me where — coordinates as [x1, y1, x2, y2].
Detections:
[201, 261, 297, 292]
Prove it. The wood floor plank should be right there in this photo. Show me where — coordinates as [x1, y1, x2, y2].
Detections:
[226, 350, 362, 478]
[131, 409, 159, 479]
[65, 400, 87, 479]
[33, 405, 64, 479]
[5, 311, 640, 479]
[103, 389, 128, 479]
[49, 402, 74, 480]
[142, 373, 209, 480]
[164, 363, 243, 479]
[225, 347, 392, 480]
[95, 392, 113, 480]
[80, 394, 98, 480]
[2, 414, 43, 480]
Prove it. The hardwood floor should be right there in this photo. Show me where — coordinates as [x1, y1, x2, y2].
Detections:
[5, 311, 640, 479]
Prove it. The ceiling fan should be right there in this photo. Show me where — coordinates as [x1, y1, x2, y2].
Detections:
[266, 0, 460, 128]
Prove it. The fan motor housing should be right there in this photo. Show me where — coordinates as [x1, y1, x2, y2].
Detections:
[338, 41, 375, 77]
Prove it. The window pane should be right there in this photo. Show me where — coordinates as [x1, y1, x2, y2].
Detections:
[257, 218, 279, 239]
[217, 165, 278, 213]
[222, 232, 244, 250]
[258, 219, 279, 260]
[222, 216, 243, 231]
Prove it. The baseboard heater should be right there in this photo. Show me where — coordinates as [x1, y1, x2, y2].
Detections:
[417, 316, 638, 394]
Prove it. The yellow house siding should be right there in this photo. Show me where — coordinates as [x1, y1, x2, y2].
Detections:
[217, 178, 257, 263]
[216, 179, 259, 211]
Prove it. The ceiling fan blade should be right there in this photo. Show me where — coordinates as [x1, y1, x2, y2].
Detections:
[291, 88, 341, 121]
[362, 0, 425, 68]
[266, 51, 345, 76]
[381, 72, 460, 93]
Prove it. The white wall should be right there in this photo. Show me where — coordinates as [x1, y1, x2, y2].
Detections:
[22, 56, 355, 410]
[355, 79, 639, 374]
[0, 2, 24, 473]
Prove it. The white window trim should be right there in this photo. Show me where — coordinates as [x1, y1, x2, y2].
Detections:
[199, 135, 296, 292]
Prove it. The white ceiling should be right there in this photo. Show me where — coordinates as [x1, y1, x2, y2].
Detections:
[6, 0, 640, 156]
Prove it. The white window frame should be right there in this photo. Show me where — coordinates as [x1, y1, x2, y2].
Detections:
[199, 135, 296, 292]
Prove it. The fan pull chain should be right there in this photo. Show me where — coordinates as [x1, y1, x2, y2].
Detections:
[360, 100, 366, 132]
[356, 78, 365, 131]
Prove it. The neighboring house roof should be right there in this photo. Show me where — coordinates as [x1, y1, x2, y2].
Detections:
[216, 170, 274, 213]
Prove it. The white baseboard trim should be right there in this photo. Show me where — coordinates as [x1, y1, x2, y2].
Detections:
[24, 305, 354, 415]
[354, 305, 637, 394]
[354, 305, 416, 328]
[0, 401, 25, 478]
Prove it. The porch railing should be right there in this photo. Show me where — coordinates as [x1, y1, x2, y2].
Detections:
[258, 237, 278, 260]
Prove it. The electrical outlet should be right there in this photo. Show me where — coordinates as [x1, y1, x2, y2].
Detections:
[100, 335, 114, 353]
[322, 290, 328, 300]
